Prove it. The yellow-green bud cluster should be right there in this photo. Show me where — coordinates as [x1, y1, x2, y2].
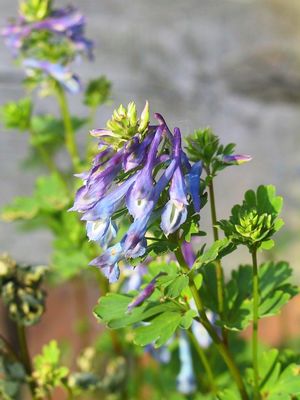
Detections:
[20, 0, 52, 22]
[105, 101, 150, 149]
[100, 357, 126, 392]
[0, 254, 48, 326]
[32, 340, 69, 399]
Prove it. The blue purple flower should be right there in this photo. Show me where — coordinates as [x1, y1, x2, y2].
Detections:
[72, 103, 203, 282]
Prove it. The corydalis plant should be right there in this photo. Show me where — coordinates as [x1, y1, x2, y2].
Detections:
[71, 102, 203, 282]
[2, 0, 93, 93]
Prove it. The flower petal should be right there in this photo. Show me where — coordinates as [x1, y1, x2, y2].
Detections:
[86, 218, 117, 248]
[89, 243, 123, 283]
[186, 161, 202, 213]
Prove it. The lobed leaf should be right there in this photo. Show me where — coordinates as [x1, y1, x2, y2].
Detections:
[200, 261, 298, 331]
[94, 292, 191, 347]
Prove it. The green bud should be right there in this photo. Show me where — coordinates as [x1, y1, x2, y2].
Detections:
[20, 0, 52, 22]
[0, 254, 16, 279]
[9, 303, 17, 315]
[22, 302, 30, 315]
[104, 101, 151, 150]
[127, 101, 137, 127]
[138, 100, 150, 133]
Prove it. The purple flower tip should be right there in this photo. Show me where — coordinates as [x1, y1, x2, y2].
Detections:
[127, 272, 166, 312]
[223, 154, 252, 165]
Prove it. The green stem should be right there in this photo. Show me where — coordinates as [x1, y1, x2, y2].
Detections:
[174, 248, 249, 400]
[16, 324, 35, 396]
[0, 333, 20, 362]
[207, 172, 227, 343]
[55, 85, 80, 171]
[187, 329, 217, 395]
[251, 249, 260, 399]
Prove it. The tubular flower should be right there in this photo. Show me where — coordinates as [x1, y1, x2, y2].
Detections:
[127, 272, 165, 312]
[71, 102, 203, 282]
[176, 331, 197, 395]
[223, 154, 252, 165]
[161, 128, 188, 236]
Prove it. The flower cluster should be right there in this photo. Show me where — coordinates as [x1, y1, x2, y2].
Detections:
[0, 253, 48, 326]
[71, 102, 203, 282]
[2, 2, 93, 93]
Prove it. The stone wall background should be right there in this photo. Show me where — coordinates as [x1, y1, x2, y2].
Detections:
[0, 0, 300, 273]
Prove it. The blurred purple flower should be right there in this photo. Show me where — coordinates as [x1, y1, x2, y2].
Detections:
[223, 154, 252, 165]
[2, 6, 93, 59]
[23, 59, 81, 93]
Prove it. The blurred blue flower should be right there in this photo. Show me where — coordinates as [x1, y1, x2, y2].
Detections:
[2, 6, 93, 59]
[176, 331, 197, 395]
[2, 5, 93, 92]
[23, 58, 81, 93]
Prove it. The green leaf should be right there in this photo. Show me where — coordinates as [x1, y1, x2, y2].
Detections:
[181, 213, 201, 242]
[269, 364, 300, 398]
[134, 311, 182, 347]
[1, 174, 70, 222]
[1, 98, 32, 132]
[180, 309, 198, 329]
[84, 76, 111, 107]
[219, 261, 299, 331]
[246, 349, 300, 399]
[1, 197, 39, 221]
[193, 238, 236, 269]
[34, 341, 60, 368]
[33, 340, 69, 398]
[0, 338, 26, 400]
[94, 293, 180, 329]
[35, 174, 70, 212]
[159, 274, 189, 298]
[94, 292, 192, 347]
[219, 388, 240, 400]
[51, 212, 96, 281]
